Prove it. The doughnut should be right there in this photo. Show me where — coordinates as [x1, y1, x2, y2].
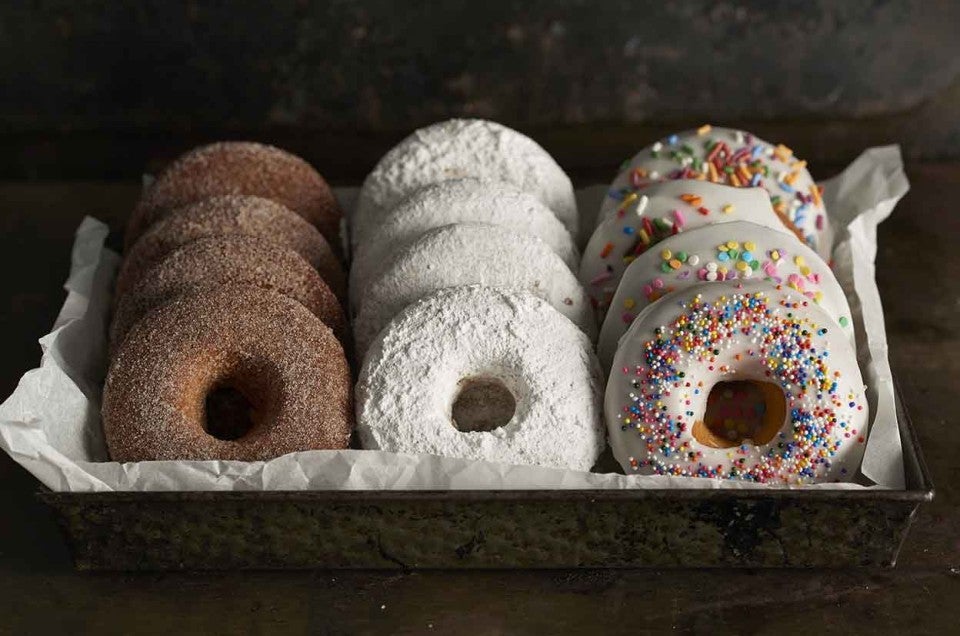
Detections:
[349, 177, 578, 315]
[599, 125, 832, 258]
[353, 223, 595, 356]
[352, 119, 577, 248]
[606, 280, 868, 484]
[356, 285, 604, 471]
[126, 141, 341, 249]
[580, 180, 795, 322]
[116, 194, 345, 304]
[596, 221, 855, 371]
[103, 284, 353, 461]
[109, 236, 347, 352]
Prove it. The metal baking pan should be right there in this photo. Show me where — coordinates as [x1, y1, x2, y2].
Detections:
[38, 384, 932, 571]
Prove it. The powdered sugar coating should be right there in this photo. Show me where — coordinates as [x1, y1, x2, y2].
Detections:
[352, 119, 577, 247]
[353, 223, 595, 356]
[350, 177, 579, 316]
[357, 285, 604, 471]
[110, 236, 347, 352]
[116, 194, 345, 303]
[126, 141, 341, 249]
[103, 284, 353, 462]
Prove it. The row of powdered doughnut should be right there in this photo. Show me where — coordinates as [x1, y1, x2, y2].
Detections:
[583, 126, 869, 484]
[349, 119, 606, 471]
[101, 142, 354, 462]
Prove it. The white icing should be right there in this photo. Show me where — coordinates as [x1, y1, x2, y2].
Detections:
[599, 126, 833, 259]
[353, 223, 595, 356]
[580, 180, 794, 323]
[356, 285, 605, 471]
[350, 177, 579, 317]
[597, 221, 855, 371]
[606, 280, 868, 484]
[353, 119, 577, 247]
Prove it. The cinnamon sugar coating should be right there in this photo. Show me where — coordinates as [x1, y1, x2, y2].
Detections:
[126, 141, 341, 249]
[110, 236, 348, 353]
[116, 195, 345, 303]
[102, 284, 353, 462]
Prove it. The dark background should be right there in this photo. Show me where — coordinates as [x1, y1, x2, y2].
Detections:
[2, 0, 960, 181]
[1, 1, 959, 633]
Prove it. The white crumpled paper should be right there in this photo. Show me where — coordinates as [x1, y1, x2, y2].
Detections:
[0, 146, 909, 492]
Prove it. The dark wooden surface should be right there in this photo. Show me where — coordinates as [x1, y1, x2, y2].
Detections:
[1, 166, 958, 632]
[3, 1, 960, 180]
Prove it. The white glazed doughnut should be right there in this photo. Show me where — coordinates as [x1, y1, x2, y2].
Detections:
[349, 177, 579, 315]
[353, 119, 577, 247]
[353, 223, 595, 356]
[356, 285, 605, 471]
[580, 180, 795, 322]
[597, 221, 855, 371]
[606, 280, 868, 484]
[599, 125, 832, 259]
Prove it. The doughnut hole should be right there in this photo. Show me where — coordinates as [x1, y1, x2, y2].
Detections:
[198, 356, 282, 441]
[451, 377, 517, 433]
[693, 380, 786, 449]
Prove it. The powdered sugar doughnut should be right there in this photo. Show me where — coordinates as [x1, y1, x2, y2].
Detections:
[127, 141, 341, 250]
[353, 223, 594, 356]
[596, 221, 855, 371]
[580, 180, 795, 322]
[349, 177, 578, 314]
[606, 280, 868, 484]
[600, 125, 832, 258]
[116, 195, 345, 304]
[357, 285, 604, 471]
[353, 119, 577, 247]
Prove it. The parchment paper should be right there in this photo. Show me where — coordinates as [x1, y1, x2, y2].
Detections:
[0, 146, 909, 492]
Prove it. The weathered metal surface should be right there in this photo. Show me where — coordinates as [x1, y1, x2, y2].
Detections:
[38, 390, 932, 571]
[41, 488, 925, 571]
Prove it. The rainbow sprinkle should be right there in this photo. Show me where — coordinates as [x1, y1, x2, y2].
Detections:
[616, 291, 863, 483]
[608, 126, 824, 249]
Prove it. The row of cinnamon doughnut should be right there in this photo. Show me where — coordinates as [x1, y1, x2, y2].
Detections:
[101, 143, 354, 462]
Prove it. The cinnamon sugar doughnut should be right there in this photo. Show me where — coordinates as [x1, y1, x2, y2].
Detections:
[126, 141, 341, 249]
[109, 236, 347, 352]
[116, 195, 345, 303]
[103, 285, 353, 462]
